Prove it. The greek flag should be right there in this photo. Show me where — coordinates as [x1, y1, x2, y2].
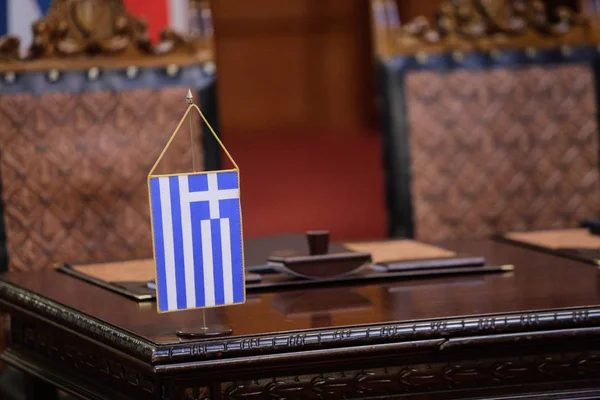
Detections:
[149, 171, 244, 313]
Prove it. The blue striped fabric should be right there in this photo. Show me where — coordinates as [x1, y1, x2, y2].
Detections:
[149, 171, 244, 312]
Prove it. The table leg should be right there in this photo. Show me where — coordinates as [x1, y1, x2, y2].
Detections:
[24, 375, 59, 400]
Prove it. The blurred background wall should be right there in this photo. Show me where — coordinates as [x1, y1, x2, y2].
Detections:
[210, 0, 384, 242]
[1, 0, 595, 242]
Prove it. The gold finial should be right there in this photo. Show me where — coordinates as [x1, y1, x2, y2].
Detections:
[186, 89, 197, 172]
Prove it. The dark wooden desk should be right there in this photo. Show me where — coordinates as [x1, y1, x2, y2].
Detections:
[1, 239, 600, 399]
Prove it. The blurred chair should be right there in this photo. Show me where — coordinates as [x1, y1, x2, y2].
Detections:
[0, 1, 219, 397]
[373, 0, 600, 241]
[0, 0, 221, 273]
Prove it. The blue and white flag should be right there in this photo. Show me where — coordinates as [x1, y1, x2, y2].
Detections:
[0, 0, 52, 52]
[149, 170, 245, 313]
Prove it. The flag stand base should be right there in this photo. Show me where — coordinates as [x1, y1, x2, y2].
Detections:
[176, 328, 233, 339]
[175, 309, 233, 339]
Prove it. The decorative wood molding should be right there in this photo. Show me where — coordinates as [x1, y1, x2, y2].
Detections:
[376, 0, 597, 56]
[0, 36, 21, 62]
[9, 312, 600, 400]
[0, 282, 155, 363]
[0, 0, 213, 72]
[3, 279, 600, 399]
[2, 279, 600, 366]
[219, 352, 600, 400]
[158, 307, 600, 364]
[7, 317, 157, 400]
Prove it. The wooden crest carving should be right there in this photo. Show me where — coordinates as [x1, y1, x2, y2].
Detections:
[0, 36, 21, 62]
[0, 0, 212, 69]
[376, 0, 595, 55]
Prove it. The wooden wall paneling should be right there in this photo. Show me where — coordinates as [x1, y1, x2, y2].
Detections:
[211, 0, 375, 140]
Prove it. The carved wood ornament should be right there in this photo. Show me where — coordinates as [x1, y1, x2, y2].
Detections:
[378, 0, 595, 55]
[0, 0, 211, 70]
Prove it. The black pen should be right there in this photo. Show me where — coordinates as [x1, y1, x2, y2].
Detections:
[372, 256, 486, 272]
[386, 264, 514, 278]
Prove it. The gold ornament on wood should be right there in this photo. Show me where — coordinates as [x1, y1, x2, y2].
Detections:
[376, 0, 595, 56]
[0, 0, 212, 71]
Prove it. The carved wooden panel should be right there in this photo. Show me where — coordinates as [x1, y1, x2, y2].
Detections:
[405, 64, 599, 242]
[219, 351, 600, 399]
[0, 0, 207, 65]
[0, 87, 204, 271]
[12, 316, 157, 399]
[373, 0, 593, 57]
[211, 0, 375, 138]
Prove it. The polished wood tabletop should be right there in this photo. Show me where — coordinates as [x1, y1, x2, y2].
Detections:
[1, 237, 600, 400]
[2, 238, 598, 345]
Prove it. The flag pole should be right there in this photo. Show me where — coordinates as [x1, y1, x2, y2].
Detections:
[187, 89, 197, 172]
[189, 89, 207, 332]
[173, 89, 231, 339]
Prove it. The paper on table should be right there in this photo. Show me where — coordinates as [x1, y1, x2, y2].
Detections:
[343, 239, 456, 263]
[73, 259, 155, 282]
[505, 228, 600, 249]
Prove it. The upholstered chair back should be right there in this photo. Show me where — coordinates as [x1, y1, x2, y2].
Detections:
[373, 0, 600, 241]
[0, 0, 221, 271]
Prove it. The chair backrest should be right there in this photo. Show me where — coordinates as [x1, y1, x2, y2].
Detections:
[373, 0, 600, 241]
[0, 0, 221, 271]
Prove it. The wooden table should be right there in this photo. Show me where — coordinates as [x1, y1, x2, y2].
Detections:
[1, 238, 600, 399]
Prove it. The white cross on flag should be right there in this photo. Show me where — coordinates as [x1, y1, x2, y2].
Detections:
[149, 170, 245, 313]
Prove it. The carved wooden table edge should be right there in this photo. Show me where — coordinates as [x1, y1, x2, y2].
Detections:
[0, 280, 155, 361]
[1, 279, 600, 363]
[2, 278, 600, 399]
